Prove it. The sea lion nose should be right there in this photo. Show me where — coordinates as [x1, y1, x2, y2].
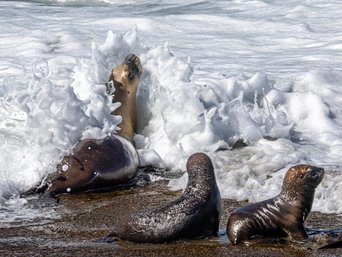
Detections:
[318, 167, 325, 177]
[309, 166, 324, 178]
[124, 54, 142, 79]
[124, 53, 135, 62]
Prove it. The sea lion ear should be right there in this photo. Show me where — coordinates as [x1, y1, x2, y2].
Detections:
[305, 167, 312, 174]
[127, 69, 135, 80]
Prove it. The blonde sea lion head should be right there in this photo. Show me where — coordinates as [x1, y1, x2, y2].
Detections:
[111, 54, 142, 93]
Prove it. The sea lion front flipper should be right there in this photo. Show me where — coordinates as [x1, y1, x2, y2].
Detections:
[286, 222, 308, 240]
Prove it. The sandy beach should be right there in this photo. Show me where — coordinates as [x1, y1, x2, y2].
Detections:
[1, 177, 342, 257]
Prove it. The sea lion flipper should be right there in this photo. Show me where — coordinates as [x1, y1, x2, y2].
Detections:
[227, 212, 254, 244]
[286, 222, 308, 240]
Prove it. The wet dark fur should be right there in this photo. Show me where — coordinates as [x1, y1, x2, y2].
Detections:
[227, 164, 324, 244]
[115, 153, 221, 243]
[45, 136, 139, 196]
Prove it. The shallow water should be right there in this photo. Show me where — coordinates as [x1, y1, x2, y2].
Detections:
[0, 0, 342, 221]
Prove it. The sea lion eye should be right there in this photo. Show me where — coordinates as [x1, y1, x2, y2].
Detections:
[127, 69, 134, 80]
[299, 172, 306, 179]
[73, 156, 85, 171]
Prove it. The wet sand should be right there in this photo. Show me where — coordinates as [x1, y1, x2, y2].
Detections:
[1, 179, 342, 257]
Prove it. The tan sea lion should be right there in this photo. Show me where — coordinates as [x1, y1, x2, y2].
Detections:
[227, 164, 324, 244]
[113, 153, 221, 243]
[38, 54, 143, 196]
[109, 54, 142, 143]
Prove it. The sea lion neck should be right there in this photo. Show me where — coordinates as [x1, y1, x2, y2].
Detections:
[111, 84, 137, 143]
[109, 55, 142, 143]
[279, 184, 315, 220]
[278, 164, 323, 214]
[280, 182, 315, 200]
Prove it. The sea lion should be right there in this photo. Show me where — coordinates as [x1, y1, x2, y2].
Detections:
[114, 153, 221, 243]
[227, 164, 324, 244]
[109, 53, 142, 143]
[41, 54, 142, 196]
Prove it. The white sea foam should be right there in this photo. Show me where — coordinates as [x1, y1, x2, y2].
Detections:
[1, 0, 342, 218]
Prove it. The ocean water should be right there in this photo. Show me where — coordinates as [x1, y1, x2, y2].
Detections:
[1, 0, 342, 221]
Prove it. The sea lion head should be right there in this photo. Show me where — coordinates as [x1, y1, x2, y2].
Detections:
[185, 153, 219, 202]
[186, 153, 215, 180]
[283, 164, 324, 190]
[110, 54, 142, 93]
[186, 152, 213, 170]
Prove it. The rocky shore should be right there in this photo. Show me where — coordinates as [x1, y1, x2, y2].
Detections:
[1, 179, 342, 257]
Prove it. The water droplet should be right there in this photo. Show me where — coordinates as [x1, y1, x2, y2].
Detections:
[62, 164, 69, 172]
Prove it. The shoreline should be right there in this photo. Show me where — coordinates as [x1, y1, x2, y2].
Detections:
[1, 181, 342, 256]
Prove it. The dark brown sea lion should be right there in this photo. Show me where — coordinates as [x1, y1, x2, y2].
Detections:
[45, 135, 139, 195]
[227, 164, 324, 244]
[114, 153, 221, 243]
[40, 54, 142, 196]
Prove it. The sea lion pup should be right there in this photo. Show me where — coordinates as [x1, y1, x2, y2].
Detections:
[42, 54, 142, 196]
[114, 153, 221, 243]
[227, 164, 324, 245]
